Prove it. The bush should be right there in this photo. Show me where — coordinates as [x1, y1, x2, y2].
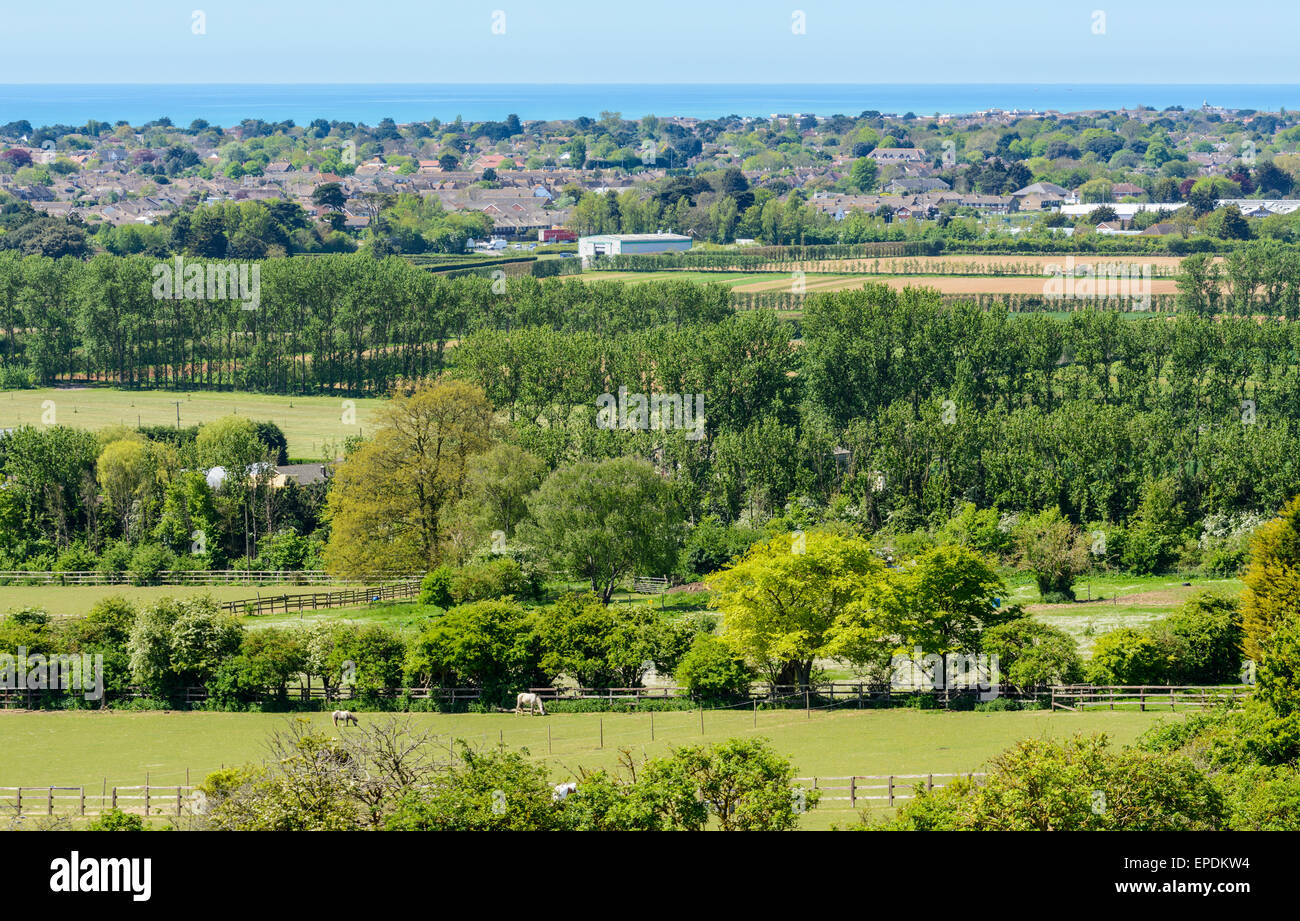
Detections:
[981, 617, 1083, 687]
[0, 365, 36, 390]
[127, 543, 175, 586]
[54, 542, 98, 573]
[679, 515, 763, 579]
[96, 540, 133, 577]
[418, 565, 455, 607]
[875, 735, 1224, 830]
[449, 557, 534, 604]
[1152, 593, 1244, 684]
[1199, 513, 1263, 577]
[1121, 477, 1186, 575]
[674, 634, 754, 700]
[256, 530, 314, 571]
[938, 503, 1011, 559]
[86, 808, 145, 831]
[1086, 628, 1166, 684]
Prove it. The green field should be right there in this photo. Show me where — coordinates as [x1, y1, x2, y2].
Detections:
[0, 707, 1176, 827]
[1011, 573, 1244, 654]
[0, 584, 319, 617]
[0, 387, 384, 460]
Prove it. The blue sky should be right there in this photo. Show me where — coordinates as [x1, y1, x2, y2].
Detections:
[2, 1, 1295, 84]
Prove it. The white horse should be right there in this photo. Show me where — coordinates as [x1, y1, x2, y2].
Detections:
[332, 709, 358, 727]
[514, 692, 546, 715]
[552, 782, 577, 803]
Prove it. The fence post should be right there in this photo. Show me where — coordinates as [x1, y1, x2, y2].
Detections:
[80, 786, 86, 816]
[176, 787, 182, 816]
[805, 689, 810, 718]
[47, 786, 53, 815]
[887, 775, 894, 807]
[849, 776, 856, 808]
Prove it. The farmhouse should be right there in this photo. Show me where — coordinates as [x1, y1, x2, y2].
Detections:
[578, 233, 693, 260]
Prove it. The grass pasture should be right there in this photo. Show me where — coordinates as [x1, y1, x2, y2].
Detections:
[0, 387, 384, 460]
[0, 707, 1177, 827]
[1013, 573, 1243, 654]
[0, 584, 290, 618]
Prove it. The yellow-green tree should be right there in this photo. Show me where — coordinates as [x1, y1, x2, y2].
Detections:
[324, 378, 495, 577]
[97, 437, 151, 539]
[1241, 495, 1300, 660]
[707, 530, 885, 687]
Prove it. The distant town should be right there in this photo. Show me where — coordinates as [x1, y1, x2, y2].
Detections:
[2, 102, 1297, 261]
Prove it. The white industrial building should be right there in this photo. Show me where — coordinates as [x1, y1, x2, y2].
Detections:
[1058, 202, 1187, 219]
[578, 233, 693, 262]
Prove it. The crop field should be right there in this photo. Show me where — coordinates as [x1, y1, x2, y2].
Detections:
[767, 254, 1193, 275]
[0, 387, 384, 460]
[0, 707, 1176, 828]
[576, 270, 1179, 296]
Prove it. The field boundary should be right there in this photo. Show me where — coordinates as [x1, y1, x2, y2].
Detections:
[0, 770, 989, 817]
[1050, 684, 1251, 711]
[218, 579, 423, 615]
[797, 772, 988, 809]
[0, 569, 414, 587]
[0, 784, 199, 819]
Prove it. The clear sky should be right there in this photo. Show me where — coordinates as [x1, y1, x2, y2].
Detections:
[2, 1, 1296, 85]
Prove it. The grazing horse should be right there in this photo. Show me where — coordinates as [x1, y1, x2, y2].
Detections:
[515, 692, 546, 715]
[552, 782, 578, 803]
[332, 709, 359, 727]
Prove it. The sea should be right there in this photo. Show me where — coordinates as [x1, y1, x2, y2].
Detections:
[3, 84, 1300, 127]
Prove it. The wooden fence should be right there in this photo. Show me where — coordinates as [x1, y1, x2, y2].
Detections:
[0, 570, 413, 586]
[797, 773, 987, 810]
[218, 579, 422, 616]
[0, 683, 482, 708]
[1050, 684, 1252, 711]
[0, 773, 980, 817]
[0, 784, 198, 818]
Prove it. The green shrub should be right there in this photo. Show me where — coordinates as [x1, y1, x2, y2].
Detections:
[981, 617, 1083, 687]
[54, 542, 98, 573]
[1086, 628, 1166, 684]
[128, 543, 175, 586]
[1152, 593, 1243, 684]
[87, 808, 145, 831]
[96, 540, 133, 576]
[418, 566, 455, 607]
[674, 633, 754, 699]
[450, 557, 532, 604]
